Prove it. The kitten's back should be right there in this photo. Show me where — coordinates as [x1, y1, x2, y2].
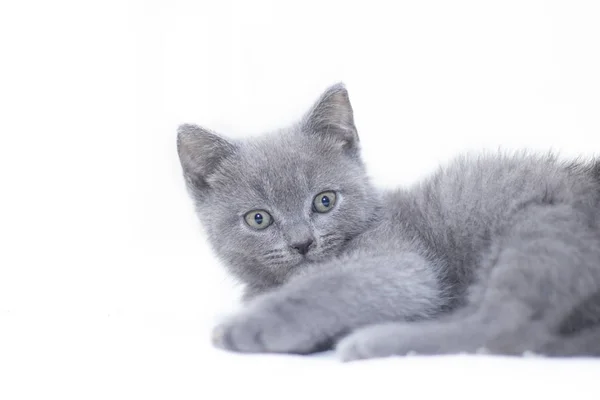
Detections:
[357, 152, 600, 303]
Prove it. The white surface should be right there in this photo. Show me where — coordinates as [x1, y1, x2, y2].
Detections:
[2, 1, 600, 399]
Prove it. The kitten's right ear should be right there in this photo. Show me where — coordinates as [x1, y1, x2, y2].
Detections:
[176, 124, 236, 192]
[301, 83, 359, 153]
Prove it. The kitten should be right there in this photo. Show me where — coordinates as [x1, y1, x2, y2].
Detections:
[177, 83, 600, 360]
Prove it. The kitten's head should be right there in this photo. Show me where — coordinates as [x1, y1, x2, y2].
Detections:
[177, 84, 379, 292]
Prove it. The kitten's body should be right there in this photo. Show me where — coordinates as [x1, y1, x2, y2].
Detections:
[178, 84, 600, 360]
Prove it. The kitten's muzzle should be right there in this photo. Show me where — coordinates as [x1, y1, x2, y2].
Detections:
[290, 239, 314, 255]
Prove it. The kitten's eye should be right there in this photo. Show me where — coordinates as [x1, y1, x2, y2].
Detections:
[244, 210, 273, 230]
[313, 191, 337, 213]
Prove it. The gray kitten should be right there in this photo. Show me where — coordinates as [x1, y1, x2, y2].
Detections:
[177, 83, 600, 360]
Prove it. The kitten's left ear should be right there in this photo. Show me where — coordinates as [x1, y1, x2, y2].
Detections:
[302, 83, 359, 151]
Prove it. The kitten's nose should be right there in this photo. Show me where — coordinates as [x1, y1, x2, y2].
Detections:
[291, 239, 314, 255]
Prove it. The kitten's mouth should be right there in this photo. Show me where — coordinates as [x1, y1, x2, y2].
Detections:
[293, 255, 309, 264]
[304, 252, 327, 263]
[292, 253, 319, 266]
[264, 247, 329, 270]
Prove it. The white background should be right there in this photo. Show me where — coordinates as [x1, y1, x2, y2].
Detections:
[1, 1, 600, 399]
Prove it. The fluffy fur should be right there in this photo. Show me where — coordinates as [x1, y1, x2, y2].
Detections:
[177, 83, 600, 360]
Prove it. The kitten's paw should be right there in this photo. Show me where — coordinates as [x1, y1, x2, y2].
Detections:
[211, 297, 326, 354]
[336, 320, 481, 361]
[211, 311, 269, 352]
[336, 323, 417, 362]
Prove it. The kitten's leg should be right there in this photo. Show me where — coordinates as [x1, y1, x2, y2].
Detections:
[338, 203, 600, 360]
[337, 317, 555, 361]
[537, 326, 600, 357]
[211, 253, 447, 354]
[536, 290, 600, 357]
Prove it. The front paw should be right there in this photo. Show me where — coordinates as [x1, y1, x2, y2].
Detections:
[336, 323, 417, 362]
[337, 320, 488, 361]
[211, 297, 328, 354]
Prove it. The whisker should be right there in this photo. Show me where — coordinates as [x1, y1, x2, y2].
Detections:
[320, 233, 337, 239]
[321, 236, 344, 246]
[264, 254, 287, 261]
[265, 260, 293, 268]
[263, 249, 283, 256]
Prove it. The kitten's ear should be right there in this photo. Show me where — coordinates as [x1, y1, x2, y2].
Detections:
[176, 123, 236, 192]
[302, 83, 359, 151]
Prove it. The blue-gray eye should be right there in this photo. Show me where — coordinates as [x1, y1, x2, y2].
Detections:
[313, 191, 337, 213]
[244, 210, 272, 230]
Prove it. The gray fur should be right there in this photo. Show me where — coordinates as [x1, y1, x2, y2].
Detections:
[177, 83, 600, 360]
